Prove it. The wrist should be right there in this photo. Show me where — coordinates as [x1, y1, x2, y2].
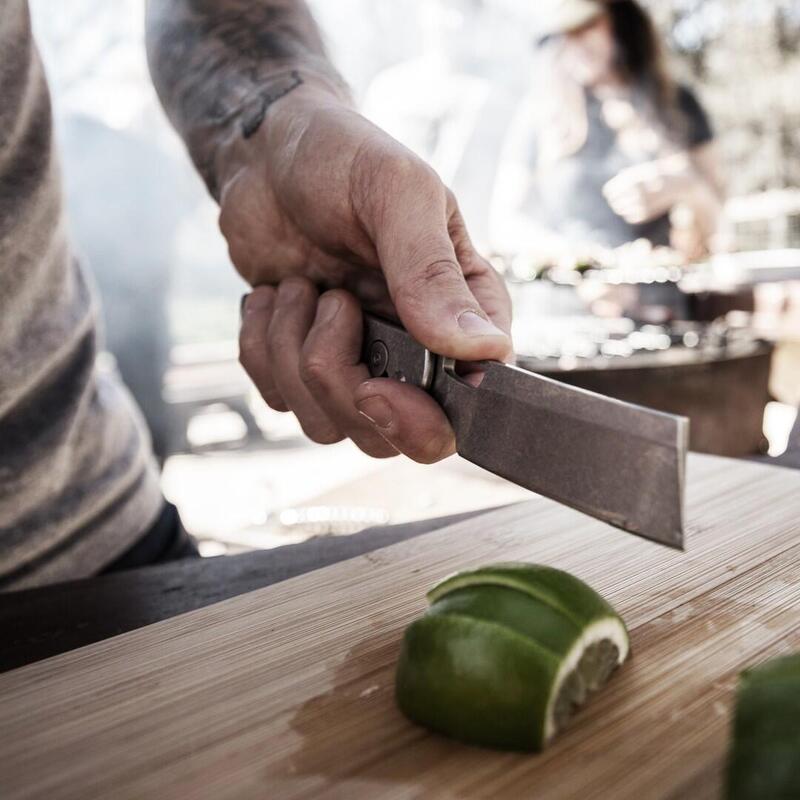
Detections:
[211, 69, 353, 201]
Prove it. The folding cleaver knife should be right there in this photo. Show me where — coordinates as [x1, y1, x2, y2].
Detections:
[362, 313, 688, 548]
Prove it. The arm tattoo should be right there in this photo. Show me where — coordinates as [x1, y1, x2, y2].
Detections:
[146, 0, 345, 197]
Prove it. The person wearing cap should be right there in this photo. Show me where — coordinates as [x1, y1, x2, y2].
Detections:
[491, 0, 725, 262]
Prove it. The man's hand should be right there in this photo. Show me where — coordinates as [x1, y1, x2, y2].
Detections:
[232, 87, 511, 461]
[145, 0, 510, 462]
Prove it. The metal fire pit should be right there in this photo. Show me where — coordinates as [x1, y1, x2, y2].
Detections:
[500, 251, 799, 458]
[519, 342, 773, 458]
[512, 311, 773, 458]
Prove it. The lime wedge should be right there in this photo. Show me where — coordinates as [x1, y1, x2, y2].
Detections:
[396, 563, 629, 751]
[725, 652, 800, 799]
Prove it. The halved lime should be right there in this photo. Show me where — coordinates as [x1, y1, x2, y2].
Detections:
[395, 563, 630, 751]
[725, 652, 800, 800]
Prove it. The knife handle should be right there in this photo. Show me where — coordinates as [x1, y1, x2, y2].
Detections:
[362, 313, 435, 390]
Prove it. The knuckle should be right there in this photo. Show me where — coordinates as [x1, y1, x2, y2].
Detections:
[238, 336, 264, 374]
[302, 422, 343, 445]
[298, 350, 329, 390]
[262, 392, 289, 413]
[418, 257, 462, 284]
[396, 257, 462, 304]
[279, 275, 316, 298]
[373, 151, 442, 204]
[319, 287, 352, 310]
[353, 144, 446, 230]
[265, 324, 293, 361]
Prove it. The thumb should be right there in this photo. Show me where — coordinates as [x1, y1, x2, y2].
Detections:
[372, 171, 511, 361]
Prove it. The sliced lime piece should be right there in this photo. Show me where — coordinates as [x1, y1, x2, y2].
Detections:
[725, 652, 800, 800]
[428, 563, 624, 631]
[396, 563, 629, 751]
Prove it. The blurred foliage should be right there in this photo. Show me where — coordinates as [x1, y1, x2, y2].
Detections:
[645, 0, 800, 195]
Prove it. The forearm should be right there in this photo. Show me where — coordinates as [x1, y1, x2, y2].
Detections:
[685, 144, 725, 249]
[654, 153, 722, 248]
[684, 178, 722, 241]
[673, 162, 723, 250]
[145, 0, 349, 198]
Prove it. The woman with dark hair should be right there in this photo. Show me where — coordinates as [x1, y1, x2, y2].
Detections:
[491, 0, 725, 262]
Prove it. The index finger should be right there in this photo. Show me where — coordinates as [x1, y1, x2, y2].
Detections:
[301, 289, 456, 462]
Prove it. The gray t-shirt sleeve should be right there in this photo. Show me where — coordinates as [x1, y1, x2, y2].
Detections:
[0, 0, 163, 589]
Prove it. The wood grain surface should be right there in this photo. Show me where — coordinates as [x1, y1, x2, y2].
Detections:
[1, 454, 799, 800]
[0, 509, 493, 673]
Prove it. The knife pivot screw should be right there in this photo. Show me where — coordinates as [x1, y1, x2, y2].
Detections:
[368, 340, 390, 378]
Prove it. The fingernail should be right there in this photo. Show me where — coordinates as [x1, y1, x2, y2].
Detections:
[240, 293, 250, 321]
[457, 310, 506, 338]
[317, 294, 342, 326]
[356, 395, 393, 429]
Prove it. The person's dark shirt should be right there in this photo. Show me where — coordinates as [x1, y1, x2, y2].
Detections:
[524, 85, 713, 249]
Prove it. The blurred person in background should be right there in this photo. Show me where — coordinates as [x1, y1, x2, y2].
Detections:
[362, 0, 524, 248]
[0, 0, 511, 590]
[491, 0, 725, 264]
[363, 0, 492, 179]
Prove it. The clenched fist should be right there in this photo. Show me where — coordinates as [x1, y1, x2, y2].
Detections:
[220, 85, 512, 461]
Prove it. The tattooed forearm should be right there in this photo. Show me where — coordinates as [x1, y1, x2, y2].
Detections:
[146, 0, 347, 196]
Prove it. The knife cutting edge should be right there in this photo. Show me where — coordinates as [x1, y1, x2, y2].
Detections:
[362, 313, 688, 549]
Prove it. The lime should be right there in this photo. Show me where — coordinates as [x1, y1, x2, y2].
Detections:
[725, 652, 800, 800]
[395, 563, 629, 752]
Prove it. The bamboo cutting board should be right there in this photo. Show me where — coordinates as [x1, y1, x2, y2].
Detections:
[2, 454, 800, 800]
